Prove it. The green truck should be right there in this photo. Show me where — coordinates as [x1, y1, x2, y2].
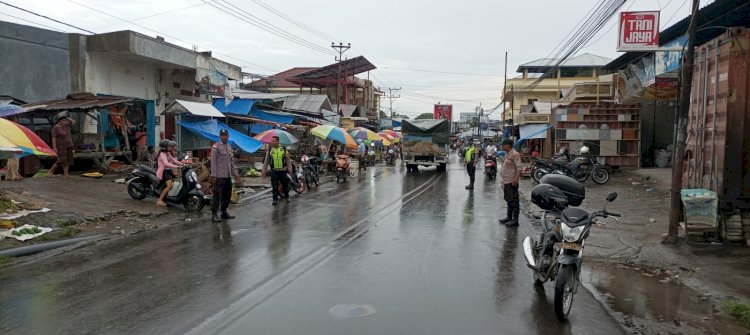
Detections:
[401, 119, 450, 172]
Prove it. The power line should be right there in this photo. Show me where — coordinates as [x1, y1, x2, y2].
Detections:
[247, 0, 339, 42]
[0, 1, 95, 34]
[203, 0, 336, 56]
[92, 2, 207, 30]
[387, 87, 401, 119]
[663, 0, 690, 27]
[0, 11, 68, 33]
[64, 0, 278, 72]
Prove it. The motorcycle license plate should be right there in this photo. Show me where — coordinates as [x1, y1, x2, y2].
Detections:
[562, 242, 582, 251]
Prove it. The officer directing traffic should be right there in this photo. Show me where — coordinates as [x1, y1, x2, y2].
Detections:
[262, 136, 292, 205]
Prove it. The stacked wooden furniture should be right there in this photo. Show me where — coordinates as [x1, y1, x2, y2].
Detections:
[552, 104, 640, 168]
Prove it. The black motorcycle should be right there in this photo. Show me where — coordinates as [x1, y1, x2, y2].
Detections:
[549, 152, 609, 184]
[385, 150, 396, 165]
[301, 157, 320, 190]
[126, 164, 205, 212]
[523, 174, 619, 322]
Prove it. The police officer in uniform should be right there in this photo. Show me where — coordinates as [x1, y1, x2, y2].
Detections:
[465, 140, 481, 190]
[262, 136, 292, 205]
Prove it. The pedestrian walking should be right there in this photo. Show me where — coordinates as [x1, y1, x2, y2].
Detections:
[48, 111, 76, 178]
[211, 129, 242, 222]
[357, 139, 367, 171]
[499, 139, 522, 227]
[262, 135, 292, 205]
[464, 140, 481, 190]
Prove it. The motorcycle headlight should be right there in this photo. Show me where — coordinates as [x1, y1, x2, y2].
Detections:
[189, 171, 198, 183]
[561, 223, 585, 242]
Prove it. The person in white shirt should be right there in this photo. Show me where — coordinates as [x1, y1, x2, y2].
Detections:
[485, 140, 498, 159]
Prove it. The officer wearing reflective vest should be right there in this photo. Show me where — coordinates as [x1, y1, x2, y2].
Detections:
[262, 135, 292, 205]
[465, 140, 481, 190]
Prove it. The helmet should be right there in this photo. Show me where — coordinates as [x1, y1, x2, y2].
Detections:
[158, 140, 170, 150]
[531, 183, 569, 210]
[301, 155, 310, 163]
[168, 141, 177, 148]
[580, 146, 590, 154]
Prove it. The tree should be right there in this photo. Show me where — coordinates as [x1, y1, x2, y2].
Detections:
[415, 113, 434, 120]
[392, 112, 410, 120]
[379, 110, 388, 118]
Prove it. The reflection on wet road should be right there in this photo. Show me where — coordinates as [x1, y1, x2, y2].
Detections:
[0, 160, 624, 335]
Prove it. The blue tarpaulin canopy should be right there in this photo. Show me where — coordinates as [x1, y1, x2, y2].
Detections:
[253, 110, 293, 124]
[514, 124, 552, 149]
[178, 119, 264, 154]
[212, 98, 256, 116]
[244, 123, 274, 135]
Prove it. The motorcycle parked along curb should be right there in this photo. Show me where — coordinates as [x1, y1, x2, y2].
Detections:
[126, 164, 205, 212]
[522, 174, 620, 322]
[532, 146, 610, 184]
[301, 156, 320, 190]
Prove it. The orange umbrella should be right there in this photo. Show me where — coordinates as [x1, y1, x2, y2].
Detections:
[311, 125, 357, 149]
[0, 118, 56, 157]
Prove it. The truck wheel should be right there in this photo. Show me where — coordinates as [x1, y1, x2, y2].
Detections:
[437, 163, 447, 172]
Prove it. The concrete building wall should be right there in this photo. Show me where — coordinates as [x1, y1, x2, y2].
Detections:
[0, 21, 70, 102]
[86, 53, 159, 100]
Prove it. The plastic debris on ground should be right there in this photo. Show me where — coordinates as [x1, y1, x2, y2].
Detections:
[0, 224, 53, 241]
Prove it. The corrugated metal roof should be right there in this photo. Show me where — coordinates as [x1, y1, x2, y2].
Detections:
[163, 99, 224, 118]
[23, 92, 131, 112]
[517, 53, 612, 72]
[282, 94, 333, 114]
[331, 104, 360, 117]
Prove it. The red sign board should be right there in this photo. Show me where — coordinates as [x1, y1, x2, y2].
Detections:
[434, 104, 453, 121]
[617, 11, 660, 51]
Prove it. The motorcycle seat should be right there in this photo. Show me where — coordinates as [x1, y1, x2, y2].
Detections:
[138, 165, 156, 174]
[562, 207, 590, 225]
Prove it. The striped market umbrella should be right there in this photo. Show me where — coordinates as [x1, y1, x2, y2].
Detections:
[377, 134, 393, 146]
[0, 118, 56, 157]
[378, 131, 399, 143]
[348, 127, 380, 141]
[253, 129, 299, 146]
[0, 105, 25, 118]
[381, 129, 401, 139]
[311, 125, 357, 149]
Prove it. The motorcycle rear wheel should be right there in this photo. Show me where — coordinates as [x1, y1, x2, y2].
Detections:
[127, 181, 147, 200]
[592, 168, 610, 184]
[554, 265, 575, 322]
[574, 171, 590, 183]
[532, 168, 547, 183]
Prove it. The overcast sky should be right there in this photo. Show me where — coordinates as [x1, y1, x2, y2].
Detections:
[1, 0, 692, 119]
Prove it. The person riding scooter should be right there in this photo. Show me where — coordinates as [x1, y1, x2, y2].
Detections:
[335, 154, 351, 183]
[155, 140, 184, 207]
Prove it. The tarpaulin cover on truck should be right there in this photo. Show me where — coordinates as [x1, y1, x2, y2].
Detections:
[402, 119, 450, 144]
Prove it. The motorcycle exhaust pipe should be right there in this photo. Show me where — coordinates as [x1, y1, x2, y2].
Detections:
[523, 236, 537, 269]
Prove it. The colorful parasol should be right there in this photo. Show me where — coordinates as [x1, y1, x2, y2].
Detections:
[377, 134, 393, 146]
[311, 125, 357, 149]
[253, 129, 299, 146]
[378, 131, 399, 143]
[348, 127, 381, 141]
[0, 118, 56, 157]
[381, 129, 401, 139]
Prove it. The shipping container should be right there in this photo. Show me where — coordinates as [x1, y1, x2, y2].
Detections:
[683, 27, 750, 210]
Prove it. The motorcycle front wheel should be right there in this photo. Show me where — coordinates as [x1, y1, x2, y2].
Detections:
[296, 179, 305, 194]
[592, 168, 610, 184]
[554, 265, 575, 322]
[184, 194, 205, 212]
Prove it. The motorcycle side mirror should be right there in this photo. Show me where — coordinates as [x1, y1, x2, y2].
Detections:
[606, 192, 618, 202]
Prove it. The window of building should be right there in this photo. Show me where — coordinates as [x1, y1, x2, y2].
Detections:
[560, 68, 594, 78]
[527, 98, 538, 105]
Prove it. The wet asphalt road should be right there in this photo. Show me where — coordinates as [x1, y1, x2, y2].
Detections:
[0, 158, 624, 335]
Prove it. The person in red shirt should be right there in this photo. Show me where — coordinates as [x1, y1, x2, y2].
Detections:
[134, 125, 148, 163]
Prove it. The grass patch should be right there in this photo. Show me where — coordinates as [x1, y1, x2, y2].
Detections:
[725, 300, 750, 324]
[56, 219, 75, 227]
[0, 197, 15, 213]
[62, 226, 80, 237]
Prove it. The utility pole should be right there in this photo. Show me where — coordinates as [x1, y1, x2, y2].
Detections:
[510, 84, 515, 140]
[667, 0, 699, 243]
[387, 87, 401, 119]
[503, 51, 508, 122]
[331, 42, 351, 112]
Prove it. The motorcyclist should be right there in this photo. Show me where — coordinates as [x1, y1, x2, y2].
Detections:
[485, 140, 498, 159]
[155, 140, 184, 207]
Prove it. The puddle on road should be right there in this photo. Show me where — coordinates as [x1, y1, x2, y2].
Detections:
[582, 262, 749, 335]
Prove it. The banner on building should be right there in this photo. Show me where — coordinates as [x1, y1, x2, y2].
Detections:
[196, 60, 231, 95]
[434, 104, 453, 121]
[655, 35, 688, 76]
[617, 11, 660, 51]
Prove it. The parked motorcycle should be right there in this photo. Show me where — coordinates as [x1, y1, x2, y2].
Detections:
[301, 155, 319, 190]
[335, 155, 351, 183]
[484, 156, 497, 179]
[532, 146, 610, 184]
[523, 174, 620, 322]
[126, 163, 205, 212]
[385, 149, 396, 165]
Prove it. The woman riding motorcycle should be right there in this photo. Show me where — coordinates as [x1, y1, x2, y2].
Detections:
[155, 140, 184, 207]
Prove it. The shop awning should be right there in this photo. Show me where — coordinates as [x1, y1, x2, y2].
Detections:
[177, 119, 264, 154]
[212, 98, 256, 116]
[245, 123, 274, 135]
[163, 99, 224, 117]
